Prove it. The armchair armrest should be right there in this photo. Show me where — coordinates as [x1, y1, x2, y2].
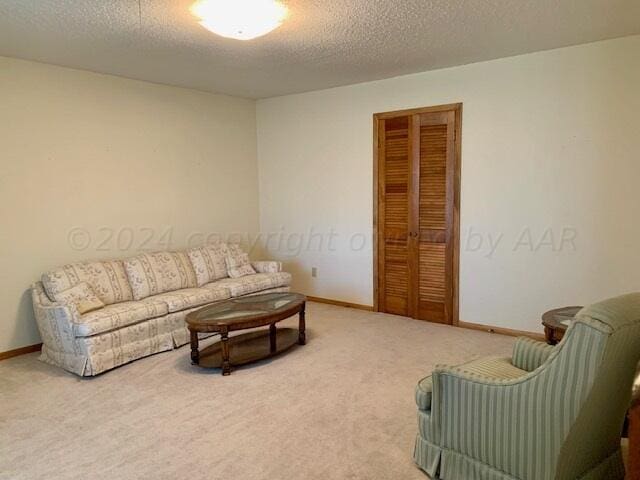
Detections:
[418, 356, 528, 413]
[416, 376, 433, 411]
[512, 336, 555, 371]
[251, 261, 283, 274]
[426, 361, 543, 474]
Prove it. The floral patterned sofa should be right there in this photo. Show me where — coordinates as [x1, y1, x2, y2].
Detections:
[31, 243, 291, 376]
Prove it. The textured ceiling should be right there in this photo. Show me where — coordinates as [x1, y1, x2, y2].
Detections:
[1, 0, 639, 99]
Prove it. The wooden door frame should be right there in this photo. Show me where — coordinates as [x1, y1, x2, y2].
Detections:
[373, 103, 462, 325]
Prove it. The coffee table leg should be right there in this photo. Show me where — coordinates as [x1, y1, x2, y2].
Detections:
[270, 323, 277, 353]
[190, 330, 199, 365]
[544, 326, 556, 345]
[298, 303, 306, 345]
[221, 331, 231, 376]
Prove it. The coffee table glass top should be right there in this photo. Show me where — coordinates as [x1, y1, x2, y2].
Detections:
[191, 292, 305, 324]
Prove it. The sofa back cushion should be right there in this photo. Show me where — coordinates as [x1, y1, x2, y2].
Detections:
[227, 243, 245, 257]
[42, 260, 134, 306]
[187, 242, 230, 286]
[124, 251, 197, 300]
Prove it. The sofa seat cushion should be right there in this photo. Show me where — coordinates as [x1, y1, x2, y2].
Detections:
[74, 298, 169, 337]
[448, 356, 527, 380]
[147, 287, 230, 313]
[42, 260, 134, 305]
[205, 272, 292, 297]
[124, 251, 198, 300]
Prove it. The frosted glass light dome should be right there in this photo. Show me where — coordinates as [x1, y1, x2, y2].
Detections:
[190, 0, 288, 40]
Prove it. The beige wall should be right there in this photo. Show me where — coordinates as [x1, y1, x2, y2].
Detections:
[257, 35, 640, 333]
[3, 35, 639, 351]
[0, 56, 259, 352]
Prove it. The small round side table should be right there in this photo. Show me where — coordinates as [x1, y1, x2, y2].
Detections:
[541, 306, 583, 345]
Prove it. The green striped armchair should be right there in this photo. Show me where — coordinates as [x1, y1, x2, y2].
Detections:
[414, 293, 640, 479]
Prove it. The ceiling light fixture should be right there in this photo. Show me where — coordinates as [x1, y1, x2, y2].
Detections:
[190, 0, 288, 41]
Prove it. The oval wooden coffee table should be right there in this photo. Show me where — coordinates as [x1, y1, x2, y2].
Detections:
[186, 292, 306, 376]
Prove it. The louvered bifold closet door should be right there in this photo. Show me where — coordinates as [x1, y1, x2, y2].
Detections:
[376, 106, 458, 324]
[411, 111, 455, 324]
[378, 116, 415, 316]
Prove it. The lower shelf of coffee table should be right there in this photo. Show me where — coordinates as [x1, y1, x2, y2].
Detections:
[196, 327, 299, 369]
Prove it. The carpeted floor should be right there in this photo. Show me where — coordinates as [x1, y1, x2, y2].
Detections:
[0, 302, 515, 480]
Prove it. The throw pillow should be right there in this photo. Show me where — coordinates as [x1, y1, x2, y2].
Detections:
[55, 282, 105, 314]
[225, 252, 256, 278]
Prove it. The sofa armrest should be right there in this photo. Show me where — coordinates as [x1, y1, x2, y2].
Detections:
[31, 283, 81, 353]
[512, 336, 555, 372]
[251, 261, 283, 274]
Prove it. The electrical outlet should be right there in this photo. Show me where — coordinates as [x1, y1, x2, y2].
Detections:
[311, 267, 318, 278]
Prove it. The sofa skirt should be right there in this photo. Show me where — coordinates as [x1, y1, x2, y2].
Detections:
[414, 435, 441, 478]
[41, 324, 175, 376]
[414, 436, 625, 480]
[415, 434, 518, 480]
